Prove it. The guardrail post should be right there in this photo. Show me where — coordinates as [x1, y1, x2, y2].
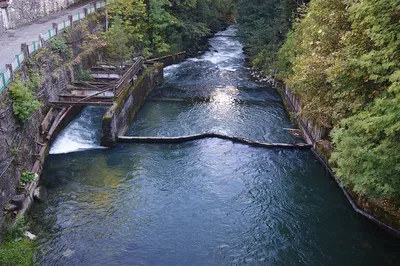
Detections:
[52, 23, 58, 35]
[83, 8, 88, 17]
[21, 43, 29, 58]
[68, 15, 73, 27]
[39, 34, 45, 46]
[0, 73, 6, 89]
[15, 55, 20, 67]
[6, 64, 13, 79]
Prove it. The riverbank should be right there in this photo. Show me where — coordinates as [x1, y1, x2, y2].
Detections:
[248, 67, 400, 237]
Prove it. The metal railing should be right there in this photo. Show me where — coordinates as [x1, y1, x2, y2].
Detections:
[0, 0, 107, 92]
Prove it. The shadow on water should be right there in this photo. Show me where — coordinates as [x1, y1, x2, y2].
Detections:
[30, 26, 400, 265]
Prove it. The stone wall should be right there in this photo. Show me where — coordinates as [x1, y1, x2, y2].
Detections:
[0, 9, 5, 35]
[275, 81, 329, 146]
[102, 64, 164, 147]
[1, 0, 83, 31]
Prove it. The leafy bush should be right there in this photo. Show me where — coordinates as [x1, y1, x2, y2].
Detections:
[8, 79, 41, 123]
[20, 172, 36, 186]
[50, 37, 68, 54]
[50, 37, 73, 59]
[331, 93, 400, 198]
[76, 66, 93, 81]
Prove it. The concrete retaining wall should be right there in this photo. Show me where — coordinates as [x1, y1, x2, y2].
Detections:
[101, 64, 164, 147]
[2, 0, 83, 30]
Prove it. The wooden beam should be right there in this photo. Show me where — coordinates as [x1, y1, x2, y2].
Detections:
[50, 101, 112, 106]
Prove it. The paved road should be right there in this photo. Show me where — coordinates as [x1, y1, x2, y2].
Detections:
[0, 0, 93, 73]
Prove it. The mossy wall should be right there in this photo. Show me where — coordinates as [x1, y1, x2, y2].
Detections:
[101, 64, 164, 147]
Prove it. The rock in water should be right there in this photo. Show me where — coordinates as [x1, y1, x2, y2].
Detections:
[62, 249, 75, 258]
[33, 186, 47, 201]
[3, 204, 18, 212]
[11, 194, 25, 209]
[23, 231, 37, 240]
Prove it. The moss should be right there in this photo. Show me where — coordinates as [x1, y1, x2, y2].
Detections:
[0, 238, 34, 266]
[0, 217, 34, 266]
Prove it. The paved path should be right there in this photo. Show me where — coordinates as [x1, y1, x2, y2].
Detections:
[0, 0, 93, 72]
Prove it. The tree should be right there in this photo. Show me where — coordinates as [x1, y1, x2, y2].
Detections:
[104, 16, 132, 72]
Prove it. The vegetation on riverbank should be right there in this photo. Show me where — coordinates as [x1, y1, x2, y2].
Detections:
[239, 0, 400, 202]
[106, 0, 236, 58]
[0, 217, 34, 266]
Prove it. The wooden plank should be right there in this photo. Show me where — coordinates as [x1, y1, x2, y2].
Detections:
[146, 51, 186, 62]
[59, 94, 113, 100]
[40, 107, 54, 135]
[51, 101, 113, 106]
[115, 58, 143, 97]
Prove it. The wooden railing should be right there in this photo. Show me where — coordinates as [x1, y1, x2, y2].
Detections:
[115, 58, 143, 97]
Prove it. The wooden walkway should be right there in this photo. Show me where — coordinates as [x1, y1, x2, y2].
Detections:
[51, 58, 143, 107]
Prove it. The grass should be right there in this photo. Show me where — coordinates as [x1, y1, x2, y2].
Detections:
[0, 238, 34, 266]
[0, 217, 35, 266]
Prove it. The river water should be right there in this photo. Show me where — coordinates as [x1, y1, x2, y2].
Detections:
[30, 26, 400, 265]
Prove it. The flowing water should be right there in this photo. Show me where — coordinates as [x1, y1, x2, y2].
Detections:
[30, 26, 400, 265]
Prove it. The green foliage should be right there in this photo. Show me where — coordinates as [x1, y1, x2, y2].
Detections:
[20, 172, 36, 186]
[264, 0, 400, 198]
[76, 66, 93, 81]
[3, 217, 27, 242]
[244, 0, 400, 198]
[148, 0, 180, 55]
[107, 0, 235, 57]
[330, 93, 400, 198]
[329, 0, 400, 199]
[0, 239, 34, 266]
[0, 217, 34, 266]
[8, 77, 41, 123]
[236, 0, 298, 70]
[104, 16, 133, 67]
[50, 37, 67, 53]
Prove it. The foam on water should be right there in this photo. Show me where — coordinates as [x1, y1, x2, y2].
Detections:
[50, 107, 106, 154]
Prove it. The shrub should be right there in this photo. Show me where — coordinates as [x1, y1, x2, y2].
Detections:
[20, 172, 36, 186]
[76, 66, 93, 81]
[8, 79, 41, 123]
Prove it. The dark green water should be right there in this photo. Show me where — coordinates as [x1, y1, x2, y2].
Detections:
[31, 26, 400, 265]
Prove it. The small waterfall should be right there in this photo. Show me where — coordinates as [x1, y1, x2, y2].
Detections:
[50, 106, 107, 154]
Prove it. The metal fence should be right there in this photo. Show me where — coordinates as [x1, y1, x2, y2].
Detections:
[0, 0, 108, 92]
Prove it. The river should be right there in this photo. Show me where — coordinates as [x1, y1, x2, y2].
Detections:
[30, 26, 400, 265]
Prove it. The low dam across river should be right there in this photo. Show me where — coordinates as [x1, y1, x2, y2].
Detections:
[30, 26, 400, 265]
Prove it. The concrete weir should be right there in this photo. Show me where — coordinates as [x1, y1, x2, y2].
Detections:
[101, 63, 164, 147]
[117, 133, 312, 149]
